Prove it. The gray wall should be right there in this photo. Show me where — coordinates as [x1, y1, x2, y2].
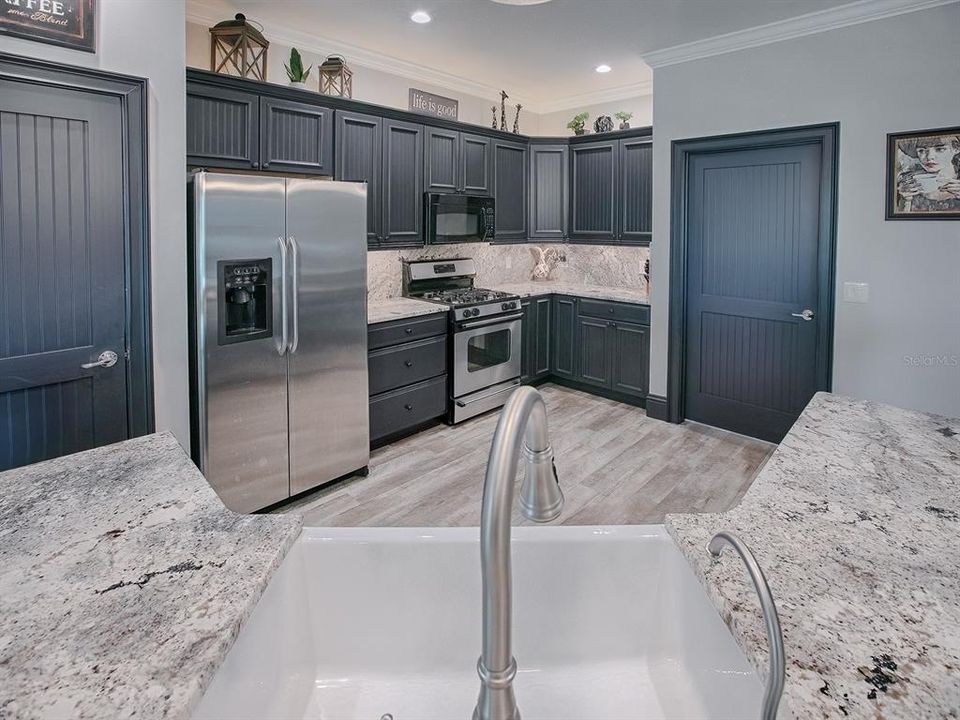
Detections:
[649, 3, 960, 418]
[0, 0, 190, 446]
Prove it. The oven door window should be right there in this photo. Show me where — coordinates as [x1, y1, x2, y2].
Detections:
[467, 328, 512, 372]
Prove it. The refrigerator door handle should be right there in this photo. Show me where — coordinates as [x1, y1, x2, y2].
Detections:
[288, 235, 300, 354]
[276, 236, 288, 356]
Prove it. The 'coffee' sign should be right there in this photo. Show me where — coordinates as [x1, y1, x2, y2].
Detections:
[0, 0, 96, 53]
[409, 88, 459, 121]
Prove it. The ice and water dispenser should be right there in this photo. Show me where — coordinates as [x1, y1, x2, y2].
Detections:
[217, 259, 272, 345]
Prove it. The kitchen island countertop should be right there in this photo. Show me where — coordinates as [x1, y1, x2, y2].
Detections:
[667, 392, 960, 719]
[0, 433, 302, 720]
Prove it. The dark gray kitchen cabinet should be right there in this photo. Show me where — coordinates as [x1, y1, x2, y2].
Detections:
[569, 139, 618, 242]
[551, 295, 578, 379]
[367, 315, 448, 447]
[493, 139, 528, 241]
[528, 144, 568, 240]
[425, 127, 491, 195]
[619, 138, 653, 244]
[461, 133, 492, 194]
[611, 321, 650, 397]
[569, 136, 652, 245]
[576, 316, 611, 387]
[424, 127, 460, 193]
[382, 119, 425, 246]
[260, 97, 333, 175]
[521, 296, 551, 383]
[575, 299, 650, 399]
[186, 82, 259, 170]
[336, 111, 383, 245]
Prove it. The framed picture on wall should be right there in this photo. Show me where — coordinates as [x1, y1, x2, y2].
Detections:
[0, 0, 96, 53]
[886, 126, 960, 220]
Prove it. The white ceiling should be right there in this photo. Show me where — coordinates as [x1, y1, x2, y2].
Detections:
[188, 0, 862, 110]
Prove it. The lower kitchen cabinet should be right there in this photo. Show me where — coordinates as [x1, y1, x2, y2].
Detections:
[521, 296, 551, 383]
[368, 315, 448, 447]
[546, 295, 650, 404]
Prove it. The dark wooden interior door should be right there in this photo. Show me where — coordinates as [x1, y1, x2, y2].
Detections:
[0, 79, 129, 470]
[684, 143, 823, 442]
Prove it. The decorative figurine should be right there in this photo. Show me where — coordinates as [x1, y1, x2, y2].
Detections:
[615, 110, 633, 130]
[491, 105, 498, 129]
[594, 115, 614, 133]
[512, 104, 522, 134]
[499, 90, 509, 131]
[566, 112, 588, 136]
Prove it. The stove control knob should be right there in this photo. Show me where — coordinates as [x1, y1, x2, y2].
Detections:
[501, 303, 509, 311]
[473, 308, 481, 317]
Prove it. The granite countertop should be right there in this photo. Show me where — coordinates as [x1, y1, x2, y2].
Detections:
[368, 296, 448, 324]
[0, 433, 302, 720]
[488, 281, 649, 305]
[666, 393, 960, 719]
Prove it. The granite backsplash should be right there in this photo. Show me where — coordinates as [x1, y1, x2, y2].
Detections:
[367, 243, 649, 300]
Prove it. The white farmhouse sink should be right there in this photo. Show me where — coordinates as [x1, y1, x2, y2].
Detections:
[194, 526, 761, 720]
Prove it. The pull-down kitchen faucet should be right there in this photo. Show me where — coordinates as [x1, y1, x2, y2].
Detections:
[474, 387, 564, 720]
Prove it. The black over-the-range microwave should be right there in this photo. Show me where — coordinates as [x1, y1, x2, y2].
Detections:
[425, 193, 495, 244]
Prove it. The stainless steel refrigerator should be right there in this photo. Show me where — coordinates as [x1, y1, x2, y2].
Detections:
[187, 172, 369, 513]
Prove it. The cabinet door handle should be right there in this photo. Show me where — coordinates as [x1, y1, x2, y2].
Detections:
[251, 161, 260, 169]
[404, 360, 413, 367]
[262, 162, 270, 169]
[405, 327, 414, 334]
[404, 404, 413, 411]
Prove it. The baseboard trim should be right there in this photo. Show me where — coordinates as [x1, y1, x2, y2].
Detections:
[548, 376, 647, 409]
[645, 393, 671, 422]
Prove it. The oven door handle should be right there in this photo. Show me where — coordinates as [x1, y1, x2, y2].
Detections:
[455, 380, 522, 407]
[457, 313, 523, 330]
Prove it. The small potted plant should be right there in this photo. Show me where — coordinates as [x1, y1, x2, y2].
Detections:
[615, 111, 633, 130]
[284, 47, 312, 89]
[567, 112, 589, 136]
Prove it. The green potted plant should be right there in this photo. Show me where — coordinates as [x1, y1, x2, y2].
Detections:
[567, 112, 589, 136]
[284, 47, 312, 89]
[615, 111, 633, 130]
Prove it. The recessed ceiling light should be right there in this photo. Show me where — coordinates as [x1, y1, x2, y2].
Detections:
[595, 64, 612, 73]
[410, 10, 431, 23]
[490, 0, 553, 4]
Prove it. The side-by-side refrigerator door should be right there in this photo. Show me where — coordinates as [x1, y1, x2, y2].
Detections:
[194, 173, 290, 512]
[285, 179, 370, 495]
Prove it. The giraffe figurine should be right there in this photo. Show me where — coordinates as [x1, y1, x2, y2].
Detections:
[491, 105, 498, 129]
[499, 90, 509, 131]
[512, 104, 522, 134]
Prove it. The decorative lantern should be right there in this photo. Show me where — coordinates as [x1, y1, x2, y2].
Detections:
[209, 13, 269, 81]
[318, 55, 353, 98]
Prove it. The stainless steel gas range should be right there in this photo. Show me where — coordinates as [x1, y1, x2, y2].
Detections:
[402, 259, 522, 423]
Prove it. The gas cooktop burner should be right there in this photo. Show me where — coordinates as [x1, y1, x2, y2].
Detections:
[419, 288, 516, 306]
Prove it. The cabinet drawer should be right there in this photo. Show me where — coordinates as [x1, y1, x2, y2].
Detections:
[368, 314, 447, 350]
[577, 299, 650, 325]
[370, 376, 447, 443]
[368, 336, 447, 395]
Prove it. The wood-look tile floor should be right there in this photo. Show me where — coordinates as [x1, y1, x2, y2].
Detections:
[278, 384, 776, 527]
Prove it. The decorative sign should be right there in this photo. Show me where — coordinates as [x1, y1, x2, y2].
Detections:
[0, 0, 96, 53]
[408, 88, 459, 121]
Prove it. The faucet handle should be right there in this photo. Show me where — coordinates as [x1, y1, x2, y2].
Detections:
[518, 444, 564, 522]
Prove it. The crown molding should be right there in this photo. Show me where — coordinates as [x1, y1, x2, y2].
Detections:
[536, 80, 653, 115]
[186, 1, 542, 110]
[643, 0, 959, 68]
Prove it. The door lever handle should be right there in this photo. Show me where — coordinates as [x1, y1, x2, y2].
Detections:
[81, 350, 118, 369]
[791, 309, 815, 321]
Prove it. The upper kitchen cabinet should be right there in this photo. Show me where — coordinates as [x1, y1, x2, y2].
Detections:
[528, 144, 568, 240]
[618, 137, 653, 244]
[493, 139, 528, 241]
[186, 79, 333, 176]
[424, 128, 492, 195]
[260, 97, 334, 175]
[569, 139, 618, 242]
[381, 119, 425, 247]
[335, 111, 383, 245]
[336, 112, 426, 249]
[186, 82, 259, 170]
[569, 131, 653, 245]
